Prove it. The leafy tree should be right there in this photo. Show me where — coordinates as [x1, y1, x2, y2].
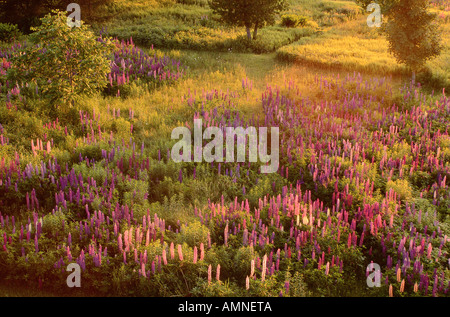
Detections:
[357, 0, 442, 82]
[209, 0, 287, 40]
[7, 10, 114, 111]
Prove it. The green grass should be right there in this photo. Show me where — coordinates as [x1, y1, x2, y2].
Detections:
[276, 13, 450, 90]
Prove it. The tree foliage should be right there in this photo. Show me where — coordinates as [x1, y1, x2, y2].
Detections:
[7, 10, 114, 110]
[356, 0, 442, 76]
[209, 0, 287, 40]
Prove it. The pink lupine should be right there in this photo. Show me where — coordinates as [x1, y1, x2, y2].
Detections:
[208, 264, 212, 284]
[427, 243, 432, 259]
[118, 233, 123, 253]
[224, 222, 228, 246]
[200, 243, 204, 261]
[178, 244, 183, 261]
[216, 264, 221, 282]
[170, 242, 175, 259]
[262, 254, 267, 282]
[162, 249, 167, 265]
[193, 246, 198, 264]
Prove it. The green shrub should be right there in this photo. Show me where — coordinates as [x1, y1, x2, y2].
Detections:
[281, 14, 308, 28]
[177, 220, 210, 247]
[7, 10, 114, 110]
[0, 23, 21, 42]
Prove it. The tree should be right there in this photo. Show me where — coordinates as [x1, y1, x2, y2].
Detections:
[209, 0, 287, 40]
[7, 10, 115, 110]
[357, 0, 442, 82]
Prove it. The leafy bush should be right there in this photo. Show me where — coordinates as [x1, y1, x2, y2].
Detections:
[281, 14, 308, 28]
[0, 23, 21, 42]
[7, 10, 114, 109]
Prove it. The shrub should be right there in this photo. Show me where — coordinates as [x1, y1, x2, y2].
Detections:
[386, 179, 413, 202]
[281, 14, 308, 28]
[7, 10, 115, 110]
[0, 23, 21, 42]
[177, 220, 210, 247]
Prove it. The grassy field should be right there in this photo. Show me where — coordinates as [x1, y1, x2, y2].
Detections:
[1, 0, 450, 298]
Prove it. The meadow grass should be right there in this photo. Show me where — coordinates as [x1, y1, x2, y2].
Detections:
[277, 13, 450, 90]
[93, 0, 360, 53]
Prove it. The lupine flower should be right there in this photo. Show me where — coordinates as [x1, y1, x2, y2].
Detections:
[250, 259, 255, 277]
[170, 242, 175, 259]
[400, 279, 405, 293]
[178, 244, 183, 261]
[216, 264, 221, 281]
[262, 254, 267, 282]
[200, 243, 204, 261]
[193, 246, 198, 264]
[208, 264, 212, 284]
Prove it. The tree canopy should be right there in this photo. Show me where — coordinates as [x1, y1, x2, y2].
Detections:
[7, 10, 114, 110]
[209, 0, 287, 40]
[357, 0, 442, 79]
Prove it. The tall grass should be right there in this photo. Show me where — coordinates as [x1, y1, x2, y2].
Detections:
[277, 13, 450, 89]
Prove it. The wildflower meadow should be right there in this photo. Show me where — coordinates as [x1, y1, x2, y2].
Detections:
[0, 0, 449, 301]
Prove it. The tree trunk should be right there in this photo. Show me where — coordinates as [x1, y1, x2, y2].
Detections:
[246, 26, 252, 41]
[253, 22, 259, 40]
[412, 70, 416, 86]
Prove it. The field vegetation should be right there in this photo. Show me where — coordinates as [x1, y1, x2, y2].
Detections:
[0, 0, 449, 297]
